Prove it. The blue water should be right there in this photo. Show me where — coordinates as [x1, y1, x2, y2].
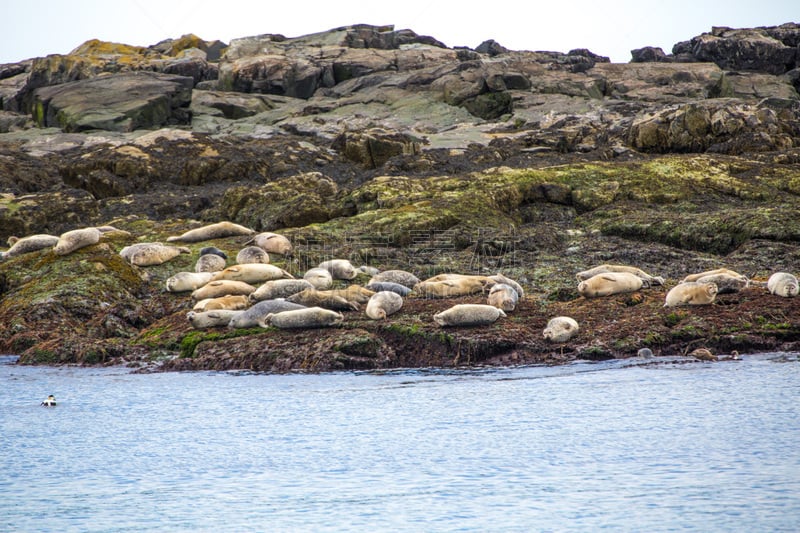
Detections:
[1, 354, 799, 532]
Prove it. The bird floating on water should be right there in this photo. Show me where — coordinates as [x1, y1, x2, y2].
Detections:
[41, 395, 56, 407]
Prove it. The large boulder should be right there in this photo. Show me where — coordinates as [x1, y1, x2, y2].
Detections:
[332, 128, 422, 168]
[628, 99, 798, 153]
[32, 72, 193, 132]
[673, 26, 798, 75]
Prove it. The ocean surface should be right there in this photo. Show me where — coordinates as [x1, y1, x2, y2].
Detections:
[2, 353, 799, 532]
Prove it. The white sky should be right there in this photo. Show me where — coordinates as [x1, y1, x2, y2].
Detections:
[1, 0, 797, 64]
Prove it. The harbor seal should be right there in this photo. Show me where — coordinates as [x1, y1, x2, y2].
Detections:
[187, 309, 243, 329]
[192, 295, 250, 312]
[487, 283, 519, 312]
[357, 265, 381, 276]
[682, 268, 746, 283]
[41, 394, 57, 407]
[692, 273, 749, 294]
[250, 279, 315, 302]
[767, 272, 799, 298]
[433, 304, 506, 327]
[165, 271, 214, 292]
[543, 316, 579, 343]
[664, 282, 718, 307]
[413, 278, 487, 299]
[53, 227, 102, 255]
[228, 300, 307, 329]
[577, 272, 647, 298]
[246, 232, 293, 255]
[262, 307, 344, 329]
[236, 246, 270, 264]
[286, 288, 360, 311]
[195, 253, 226, 273]
[576, 264, 665, 286]
[191, 280, 256, 300]
[365, 281, 412, 296]
[318, 259, 358, 280]
[369, 269, 420, 288]
[637, 347, 654, 359]
[209, 264, 293, 284]
[167, 221, 255, 243]
[119, 242, 190, 266]
[487, 273, 525, 299]
[365, 291, 404, 319]
[0, 234, 60, 259]
[303, 267, 334, 290]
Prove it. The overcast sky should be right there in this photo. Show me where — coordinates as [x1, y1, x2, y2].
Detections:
[1, 0, 797, 64]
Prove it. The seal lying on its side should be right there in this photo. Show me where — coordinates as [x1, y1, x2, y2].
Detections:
[53, 227, 102, 255]
[578, 272, 647, 298]
[228, 300, 307, 329]
[187, 309, 243, 329]
[262, 307, 344, 329]
[318, 259, 358, 280]
[0, 234, 60, 259]
[209, 264, 293, 284]
[246, 232, 293, 255]
[119, 242, 190, 266]
[576, 264, 665, 286]
[165, 271, 214, 292]
[433, 304, 506, 327]
[192, 295, 250, 312]
[167, 221, 255, 243]
[250, 279, 315, 302]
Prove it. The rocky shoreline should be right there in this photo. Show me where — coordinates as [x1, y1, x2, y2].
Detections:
[1, 23, 799, 371]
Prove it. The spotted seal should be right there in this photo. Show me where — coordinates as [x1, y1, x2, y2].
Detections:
[413, 278, 487, 299]
[364, 281, 412, 296]
[167, 221, 255, 243]
[195, 253, 227, 273]
[318, 259, 358, 280]
[303, 268, 334, 290]
[53, 227, 102, 255]
[368, 269, 420, 288]
[192, 295, 250, 312]
[0, 234, 60, 260]
[576, 264, 665, 286]
[578, 272, 647, 298]
[487, 283, 519, 312]
[682, 268, 746, 284]
[236, 246, 270, 265]
[228, 300, 307, 329]
[209, 264, 293, 284]
[767, 272, 798, 298]
[165, 271, 214, 293]
[187, 309, 243, 329]
[365, 291, 404, 320]
[191, 280, 256, 300]
[433, 304, 506, 327]
[250, 279, 315, 302]
[246, 232, 293, 255]
[119, 242, 190, 266]
[262, 307, 344, 329]
[664, 282, 718, 307]
[543, 316, 579, 343]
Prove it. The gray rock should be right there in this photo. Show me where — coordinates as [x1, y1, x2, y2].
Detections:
[32, 72, 193, 132]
